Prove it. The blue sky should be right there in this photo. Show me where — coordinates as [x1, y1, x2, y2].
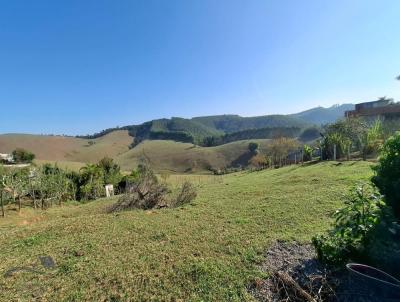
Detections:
[1, 0, 400, 135]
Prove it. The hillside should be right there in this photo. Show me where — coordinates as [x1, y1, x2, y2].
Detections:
[79, 104, 352, 146]
[291, 104, 354, 125]
[0, 161, 373, 301]
[0, 131, 273, 172]
[0, 105, 353, 172]
[115, 139, 272, 173]
[0, 130, 132, 164]
[192, 114, 311, 133]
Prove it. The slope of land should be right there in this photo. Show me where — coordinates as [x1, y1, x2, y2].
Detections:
[291, 104, 354, 125]
[0, 130, 132, 164]
[0, 132, 274, 172]
[115, 139, 272, 173]
[0, 161, 373, 301]
[80, 104, 353, 145]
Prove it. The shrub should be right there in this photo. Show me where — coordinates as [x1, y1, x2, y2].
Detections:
[299, 127, 321, 142]
[109, 164, 168, 212]
[303, 145, 313, 162]
[12, 148, 35, 163]
[312, 183, 385, 265]
[173, 181, 197, 207]
[248, 142, 259, 154]
[372, 132, 400, 219]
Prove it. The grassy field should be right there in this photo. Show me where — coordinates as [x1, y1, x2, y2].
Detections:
[115, 139, 272, 173]
[0, 161, 373, 301]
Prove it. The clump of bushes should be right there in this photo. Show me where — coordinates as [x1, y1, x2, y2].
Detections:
[313, 131, 400, 266]
[312, 183, 385, 265]
[108, 164, 197, 212]
[12, 148, 35, 163]
[372, 131, 400, 219]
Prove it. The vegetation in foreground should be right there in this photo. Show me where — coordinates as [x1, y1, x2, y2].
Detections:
[0, 161, 372, 301]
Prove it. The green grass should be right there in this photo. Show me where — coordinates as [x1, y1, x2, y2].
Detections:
[115, 139, 273, 173]
[0, 161, 373, 301]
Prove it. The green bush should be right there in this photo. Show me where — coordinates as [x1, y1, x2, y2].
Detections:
[312, 183, 385, 265]
[12, 148, 35, 163]
[248, 142, 259, 154]
[303, 145, 313, 161]
[372, 132, 400, 219]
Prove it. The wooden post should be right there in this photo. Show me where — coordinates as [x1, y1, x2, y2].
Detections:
[294, 153, 297, 164]
[30, 177, 37, 209]
[18, 195, 21, 212]
[333, 144, 337, 161]
[0, 190, 4, 217]
[347, 145, 351, 161]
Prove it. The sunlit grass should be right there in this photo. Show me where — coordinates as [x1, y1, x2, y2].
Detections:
[0, 161, 373, 301]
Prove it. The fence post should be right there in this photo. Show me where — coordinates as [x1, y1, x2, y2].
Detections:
[333, 144, 337, 161]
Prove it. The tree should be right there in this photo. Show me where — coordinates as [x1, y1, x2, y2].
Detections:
[303, 145, 313, 162]
[248, 142, 259, 154]
[300, 127, 321, 142]
[249, 154, 268, 169]
[267, 137, 299, 167]
[12, 148, 35, 163]
[98, 157, 122, 187]
[360, 119, 384, 160]
[79, 164, 104, 200]
[372, 132, 400, 219]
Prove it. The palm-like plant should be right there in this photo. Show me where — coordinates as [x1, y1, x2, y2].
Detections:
[80, 164, 104, 200]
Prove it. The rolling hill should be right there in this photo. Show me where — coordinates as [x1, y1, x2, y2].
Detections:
[80, 104, 352, 146]
[115, 139, 273, 173]
[0, 130, 132, 165]
[0, 131, 272, 173]
[0, 104, 352, 172]
[291, 104, 354, 125]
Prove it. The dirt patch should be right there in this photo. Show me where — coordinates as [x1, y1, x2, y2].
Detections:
[4, 255, 56, 278]
[249, 241, 385, 302]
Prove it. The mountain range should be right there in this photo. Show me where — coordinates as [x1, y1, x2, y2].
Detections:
[79, 104, 354, 146]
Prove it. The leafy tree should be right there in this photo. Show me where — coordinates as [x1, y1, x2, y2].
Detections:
[12, 148, 35, 163]
[267, 137, 299, 167]
[248, 142, 259, 154]
[249, 154, 268, 169]
[79, 164, 104, 200]
[360, 119, 384, 160]
[299, 127, 321, 142]
[98, 157, 122, 187]
[372, 132, 400, 219]
[303, 145, 313, 162]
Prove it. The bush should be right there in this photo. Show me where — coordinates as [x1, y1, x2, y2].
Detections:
[248, 142, 259, 154]
[372, 132, 400, 219]
[173, 181, 197, 207]
[303, 145, 313, 162]
[109, 165, 197, 212]
[312, 183, 385, 265]
[12, 148, 35, 163]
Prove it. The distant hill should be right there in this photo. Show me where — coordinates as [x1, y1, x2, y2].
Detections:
[291, 104, 354, 125]
[192, 114, 310, 133]
[0, 103, 354, 172]
[78, 104, 353, 146]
